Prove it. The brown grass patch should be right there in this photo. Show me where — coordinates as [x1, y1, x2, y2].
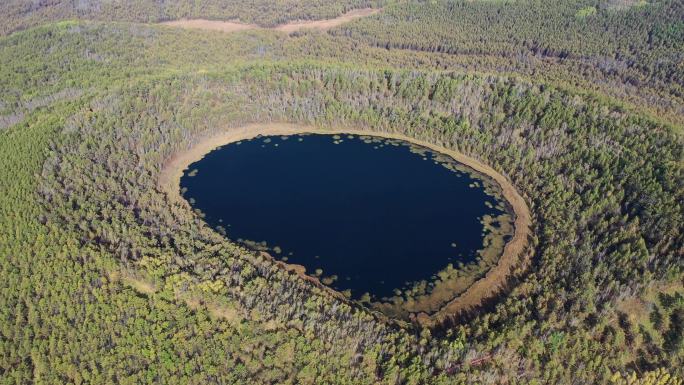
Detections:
[159, 8, 380, 34]
[206, 302, 243, 325]
[616, 279, 684, 325]
[160, 19, 256, 33]
[120, 273, 157, 295]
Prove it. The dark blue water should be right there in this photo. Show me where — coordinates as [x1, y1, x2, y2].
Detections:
[181, 134, 506, 300]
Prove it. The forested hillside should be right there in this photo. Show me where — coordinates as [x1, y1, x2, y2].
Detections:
[0, 1, 682, 384]
[333, 0, 684, 124]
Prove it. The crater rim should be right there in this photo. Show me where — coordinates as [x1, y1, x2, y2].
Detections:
[159, 123, 532, 327]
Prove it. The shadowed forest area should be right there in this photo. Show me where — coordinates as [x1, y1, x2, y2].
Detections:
[0, 0, 682, 384]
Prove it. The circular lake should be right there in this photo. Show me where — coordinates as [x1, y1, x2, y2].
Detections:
[181, 133, 513, 309]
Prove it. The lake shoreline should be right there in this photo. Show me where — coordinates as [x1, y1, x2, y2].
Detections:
[158, 123, 532, 327]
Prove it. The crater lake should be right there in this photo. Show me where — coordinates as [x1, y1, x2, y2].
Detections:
[180, 133, 512, 303]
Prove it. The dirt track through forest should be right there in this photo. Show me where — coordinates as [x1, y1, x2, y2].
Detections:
[160, 8, 380, 33]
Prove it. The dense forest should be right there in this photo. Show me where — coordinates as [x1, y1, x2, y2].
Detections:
[332, 0, 684, 125]
[0, 0, 682, 384]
